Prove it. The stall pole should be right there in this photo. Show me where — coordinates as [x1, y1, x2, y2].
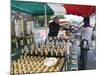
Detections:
[44, 5, 48, 37]
[44, 5, 47, 26]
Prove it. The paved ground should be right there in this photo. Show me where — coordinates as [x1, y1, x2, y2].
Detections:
[86, 49, 96, 70]
[78, 48, 96, 70]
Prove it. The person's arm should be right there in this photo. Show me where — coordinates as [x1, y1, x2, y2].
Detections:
[73, 26, 83, 33]
[58, 24, 62, 29]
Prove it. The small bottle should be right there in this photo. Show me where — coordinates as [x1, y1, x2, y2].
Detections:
[35, 50, 38, 55]
[60, 49, 64, 56]
[51, 49, 53, 56]
[38, 48, 41, 53]
[30, 50, 33, 55]
[55, 49, 58, 56]
[45, 48, 48, 55]
[41, 49, 43, 55]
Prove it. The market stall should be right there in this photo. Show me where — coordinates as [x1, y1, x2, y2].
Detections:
[11, 0, 96, 74]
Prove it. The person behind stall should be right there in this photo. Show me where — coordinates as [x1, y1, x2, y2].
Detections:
[48, 16, 61, 37]
[79, 17, 93, 70]
[74, 17, 93, 70]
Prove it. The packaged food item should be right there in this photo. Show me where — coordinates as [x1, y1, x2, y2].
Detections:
[48, 68, 53, 72]
[19, 69, 23, 74]
[23, 66, 27, 71]
[32, 68, 36, 73]
[14, 69, 19, 75]
[43, 67, 49, 72]
[39, 67, 43, 72]
[29, 71, 33, 74]
[56, 66, 60, 71]
[35, 69, 40, 73]
[27, 67, 32, 73]
[49, 67, 55, 72]
[18, 65, 23, 69]
[23, 69, 28, 74]
[54, 69, 58, 72]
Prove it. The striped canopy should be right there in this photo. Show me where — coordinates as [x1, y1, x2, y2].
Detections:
[11, 0, 96, 17]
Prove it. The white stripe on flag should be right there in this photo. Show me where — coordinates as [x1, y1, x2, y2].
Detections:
[48, 3, 66, 16]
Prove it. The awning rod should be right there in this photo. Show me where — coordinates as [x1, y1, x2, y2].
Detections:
[44, 5, 47, 27]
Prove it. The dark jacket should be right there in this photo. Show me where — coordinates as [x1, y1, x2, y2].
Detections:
[48, 21, 61, 37]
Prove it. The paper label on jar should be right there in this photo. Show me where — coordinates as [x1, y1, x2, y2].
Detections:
[27, 39, 30, 44]
[20, 40, 23, 46]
